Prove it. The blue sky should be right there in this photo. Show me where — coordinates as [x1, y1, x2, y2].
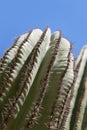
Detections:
[0, 0, 87, 57]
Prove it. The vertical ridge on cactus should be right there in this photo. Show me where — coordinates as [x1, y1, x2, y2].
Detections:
[0, 27, 87, 130]
[70, 46, 87, 130]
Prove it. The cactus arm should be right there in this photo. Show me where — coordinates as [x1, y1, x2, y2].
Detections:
[23, 31, 61, 130]
[1, 28, 51, 130]
[10, 31, 61, 130]
[0, 28, 87, 130]
[23, 35, 74, 130]
[0, 29, 43, 111]
[0, 29, 42, 125]
[0, 31, 31, 101]
[0, 28, 42, 77]
[0, 28, 43, 128]
[70, 46, 87, 130]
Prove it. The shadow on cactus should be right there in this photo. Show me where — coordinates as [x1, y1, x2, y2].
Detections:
[0, 27, 87, 130]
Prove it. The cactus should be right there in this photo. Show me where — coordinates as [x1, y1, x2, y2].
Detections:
[0, 27, 87, 130]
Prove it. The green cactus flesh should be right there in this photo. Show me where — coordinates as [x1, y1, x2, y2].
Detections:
[0, 27, 87, 130]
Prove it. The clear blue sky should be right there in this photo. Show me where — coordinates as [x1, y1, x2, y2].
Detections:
[0, 0, 87, 57]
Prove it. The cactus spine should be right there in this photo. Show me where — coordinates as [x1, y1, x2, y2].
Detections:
[0, 27, 87, 130]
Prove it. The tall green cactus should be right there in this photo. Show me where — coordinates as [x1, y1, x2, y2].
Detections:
[0, 27, 87, 130]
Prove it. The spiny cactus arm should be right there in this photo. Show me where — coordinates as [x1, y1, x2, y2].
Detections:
[70, 46, 87, 130]
[0, 28, 51, 130]
[10, 31, 61, 130]
[0, 29, 43, 103]
[0, 32, 31, 101]
[0, 29, 43, 79]
[23, 31, 61, 130]
[23, 34, 74, 130]
[0, 27, 87, 130]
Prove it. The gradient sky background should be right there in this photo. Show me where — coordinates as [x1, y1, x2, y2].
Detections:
[0, 0, 87, 57]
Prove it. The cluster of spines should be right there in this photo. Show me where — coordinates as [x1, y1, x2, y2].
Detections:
[0, 27, 87, 130]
